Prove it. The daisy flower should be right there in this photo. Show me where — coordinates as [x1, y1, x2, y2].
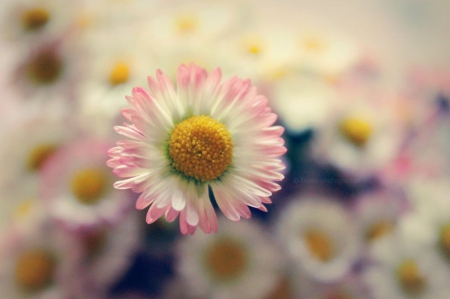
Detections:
[75, 20, 156, 137]
[364, 226, 450, 299]
[353, 188, 407, 249]
[266, 70, 338, 134]
[41, 137, 133, 230]
[0, 0, 83, 43]
[11, 35, 84, 116]
[175, 218, 284, 299]
[0, 117, 72, 193]
[312, 86, 405, 177]
[0, 217, 83, 299]
[295, 31, 362, 77]
[306, 274, 371, 299]
[108, 63, 286, 234]
[276, 196, 361, 282]
[404, 177, 450, 265]
[74, 210, 141, 295]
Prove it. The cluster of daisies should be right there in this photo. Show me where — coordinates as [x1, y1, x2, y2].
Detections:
[0, 0, 450, 298]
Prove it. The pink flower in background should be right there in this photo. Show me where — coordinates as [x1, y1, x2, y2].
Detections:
[107, 63, 286, 234]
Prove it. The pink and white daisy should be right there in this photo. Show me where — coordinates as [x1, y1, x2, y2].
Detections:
[41, 137, 133, 230]
[107, 63, 286, 234]
[275, 196, 362, 282]
[0, 217, 83, 299]
[175, 217, 284, 299]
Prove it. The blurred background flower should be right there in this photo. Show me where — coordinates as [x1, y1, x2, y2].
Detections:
[1, 0, 450, 298]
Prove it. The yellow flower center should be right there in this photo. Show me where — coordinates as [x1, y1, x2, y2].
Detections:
[108, 62, 130, 86]
[302, 36, 326, 53]
[325, 290, 352, 299]
[248, 43, 261, 54]
[365, 220, 393, 243]
[14, 249, 55, 292]
[168, 115, 233, 182]
[439, 224, 450, 260]
[26, 48, 63, 85]
[397, 259, 426, 295]
[175, 14, 198, 34]
[304, 228, 334, 262]
[82, 229, 107, 258]
[242, 37, 263, 55]
[339, 117, 373, 147]
[26, 143, 57, 171]
[21, 7, 50, 31]
[265, 67, 290, 81]
[70, 168, 109, 205]
[14, 199, 34, 219]
[265, 275, 293, 299]
[204, 237, 249, 281]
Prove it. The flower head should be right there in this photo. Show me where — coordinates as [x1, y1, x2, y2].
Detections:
[107, 63, 286, 234]
[175, 218, 284, 298]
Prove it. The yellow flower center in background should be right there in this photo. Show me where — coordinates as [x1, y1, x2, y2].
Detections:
[14, 199, 34, 219]
[365, 220, 393, 243]
[14, 249, 55, 292]
[70, 168, 109, 205]
[324, 290, 353, 299]
[175, 14, 198, 34]
[302, 36, 326, 53]
[265, 275, 293, 299]
[304, 228, 334, 262]
[21, 7, 50, 31]
[82, 228, 107, 258]
[397, 259, 426, 295]
[109, 62, 130, 86]
[204, 237, 249, 281]
[247, 43, 261, 54]
[242, 37, 263, 55]
[26, 143, 57, 171]
[168, 115, 233, 182]
[339, 117, 373, 147]
[26, 48, 63, 85]
[439, 224, 450, 259]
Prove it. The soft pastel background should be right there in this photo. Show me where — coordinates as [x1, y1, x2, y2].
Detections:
[1, 0, 450, 298]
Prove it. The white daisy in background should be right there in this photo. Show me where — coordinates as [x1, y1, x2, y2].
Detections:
[261, 264, 307, 299]
[75, 20, 156, 137]
[108, 63, 286, 234]
[12, 35, 84, 116]
[145, 0, 246, 49]
[404, 177, 450, 266]
[0, 183, 49, 242]
[0, 0, 83, 43]
[74, 210, 142, 296]
[265, 70, 338, 134]
[0, 117, 73, 193]
[175, 218, 284, 299]
[295, 31, 362, 78]
[364, 223, 450, 299]
[312, 86, 405, 177]
[353, 188, 407, 251]
[276, 196, 361, 282]
[0, 216, 83, 299]
[215, 20, 299, 81]
[139, 0, 249, 80]
[77, 0, 161, 29]
[306, 274, 371, 299]
[41, 137, 133, 230]
[164, 261, 303, 299]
